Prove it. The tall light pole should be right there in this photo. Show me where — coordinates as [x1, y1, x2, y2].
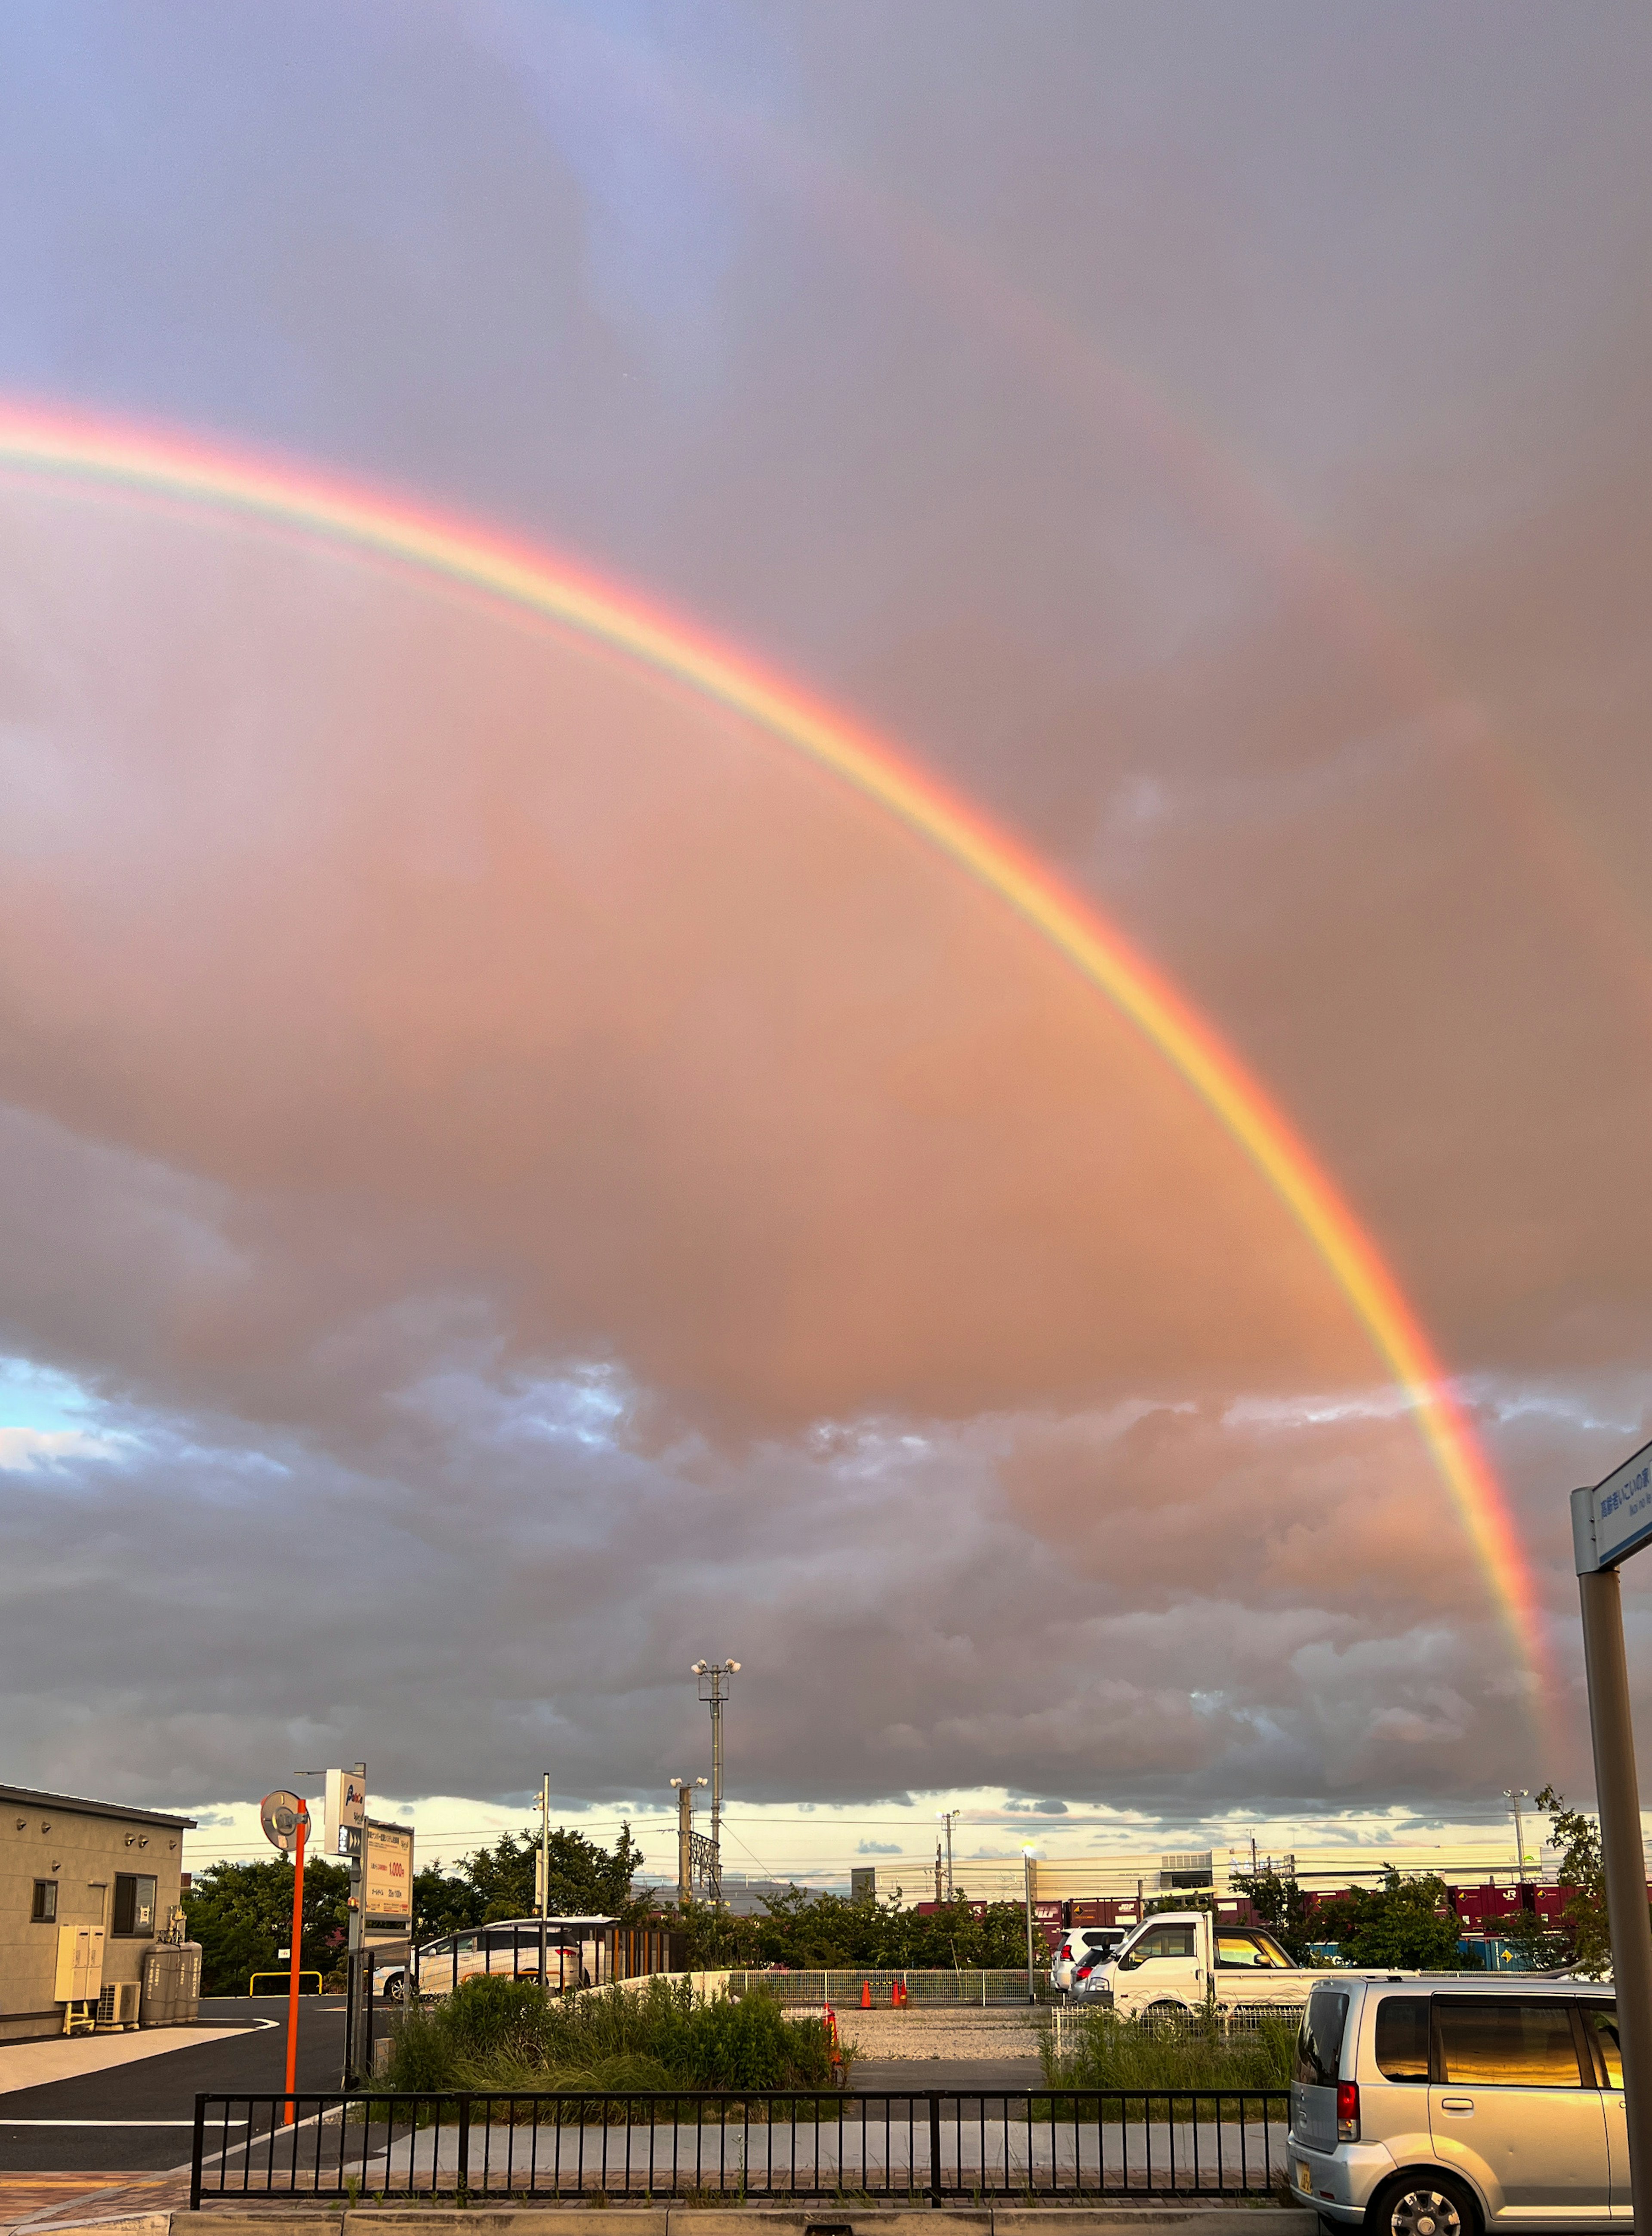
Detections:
[936, 1810, 960, 1898]
[691, 1660, 740, 1908]
[1502, 1788, 1530, 1888]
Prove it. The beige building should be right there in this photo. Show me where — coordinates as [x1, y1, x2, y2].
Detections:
[0, 1782, 194, 2041]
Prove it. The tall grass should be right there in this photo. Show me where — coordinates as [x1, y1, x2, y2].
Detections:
[1042, 2007, 1295, 2097]
[376, 1974, 845, 2100]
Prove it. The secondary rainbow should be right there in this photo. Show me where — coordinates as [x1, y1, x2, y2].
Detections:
[0, 397, 1547, 1693]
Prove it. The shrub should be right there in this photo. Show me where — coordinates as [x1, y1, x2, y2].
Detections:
[1044, 2008, 1295, 2094]
[382, 1999, 460, 2092]
[376, 1976, 841, 2096]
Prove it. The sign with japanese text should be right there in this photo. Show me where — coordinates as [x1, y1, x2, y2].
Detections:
[1574, 1441, 1652, 1572]
[364, 1819, 413, 1932]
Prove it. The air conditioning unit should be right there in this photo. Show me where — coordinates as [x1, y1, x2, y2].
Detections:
[96, 1980, 142, 2030]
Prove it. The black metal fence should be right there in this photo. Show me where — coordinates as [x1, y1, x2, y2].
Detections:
[190, 2086, 1289, 2208]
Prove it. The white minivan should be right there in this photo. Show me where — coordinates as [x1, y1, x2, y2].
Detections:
[378, 1916, 613, 2001]
[1290, 1973, 1626, 2235]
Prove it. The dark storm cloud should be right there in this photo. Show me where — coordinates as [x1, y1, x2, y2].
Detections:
[0, 1343, 1603, 1812]
[1, 3, 1651, 1828]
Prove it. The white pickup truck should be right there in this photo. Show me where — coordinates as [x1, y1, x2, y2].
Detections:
[1079, 1910, 1320, 2023]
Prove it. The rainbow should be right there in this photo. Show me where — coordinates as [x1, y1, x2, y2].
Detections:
[0, 397, 1546, 1695]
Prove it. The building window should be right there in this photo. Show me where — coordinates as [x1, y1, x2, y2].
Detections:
[31, 1880, 57, 1923]
[111, 1873, 157, 1937]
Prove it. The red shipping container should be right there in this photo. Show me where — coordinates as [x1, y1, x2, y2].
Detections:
[1071, 1898, 1139, 1926]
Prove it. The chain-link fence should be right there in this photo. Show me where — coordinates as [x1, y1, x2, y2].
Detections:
[726, 1968, 1053, 2007]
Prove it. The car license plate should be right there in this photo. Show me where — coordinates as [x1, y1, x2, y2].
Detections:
[1294, 2163, 1312, 2193]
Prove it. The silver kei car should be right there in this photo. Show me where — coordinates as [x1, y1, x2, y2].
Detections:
[1290, 1972, 1626, 2236]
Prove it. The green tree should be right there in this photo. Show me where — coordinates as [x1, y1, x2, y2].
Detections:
[182, 1856, 351, 1994]
[409, 1823, 646, 1942]
[1230, 1867, 1316, 1961]
[412, 1864, 481, 1943]
[669, 1887, 1032, 1971]
[1311, 1871, 1474, 1970]
[1499, 1903, 1573, 1972]
[1532, 1785, 1612, 1976]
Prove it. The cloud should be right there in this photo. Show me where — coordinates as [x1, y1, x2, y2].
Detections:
[0, 1424, 120, 1472]
[0, 3, 1650, 1846]
[0, 482, 1633, 1826]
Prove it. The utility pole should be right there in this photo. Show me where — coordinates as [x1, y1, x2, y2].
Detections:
[691, 1661, 740, 1908]
[1502, 1788, 1530, 1886]
[936, 1810, 960, 1897]
[670, 1776, 706, 1903]
[934, 1842, 943, 1902]
[1021, 1848, 1038, 2005]
[538, 1774, 550, 1990]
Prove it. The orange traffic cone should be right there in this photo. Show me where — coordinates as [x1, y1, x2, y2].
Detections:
[860, 1979, 872, 2008]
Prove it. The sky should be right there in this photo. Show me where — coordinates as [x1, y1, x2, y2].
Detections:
[3, 0, 1652, 1888]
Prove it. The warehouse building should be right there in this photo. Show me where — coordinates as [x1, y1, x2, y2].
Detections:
[0, 1782, 194, 2041]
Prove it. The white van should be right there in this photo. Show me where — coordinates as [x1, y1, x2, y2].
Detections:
[1289, 1973, 1624, 2234]
[378, 1916, 613, 2002]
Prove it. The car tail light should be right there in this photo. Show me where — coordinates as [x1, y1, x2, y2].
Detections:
[1336, 2081, 1359, 2142]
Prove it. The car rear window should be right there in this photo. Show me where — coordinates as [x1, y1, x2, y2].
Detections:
[1436, 1999, 1584, 2087]
[1296, 1989, 1350, 2087]
[1374, 1995, 1430, 2081]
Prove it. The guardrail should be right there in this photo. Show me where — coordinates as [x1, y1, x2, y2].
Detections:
[189, 2085, 1289, 2207]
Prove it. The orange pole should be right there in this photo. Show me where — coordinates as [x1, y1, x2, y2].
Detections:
[283, 1809, 308, 2126]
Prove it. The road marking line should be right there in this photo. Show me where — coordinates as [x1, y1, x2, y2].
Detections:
[0, 2119, 248, 2128]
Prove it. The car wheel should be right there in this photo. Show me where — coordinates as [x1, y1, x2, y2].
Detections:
[1143, 2000, 1190, 2033]
[1367, 2171, 1479, 2236]
[382, 1975, 405, 2003]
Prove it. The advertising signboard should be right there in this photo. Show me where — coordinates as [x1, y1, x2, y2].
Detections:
[364, 1820, 413, 1940]
[325, 1768, 367, 1859]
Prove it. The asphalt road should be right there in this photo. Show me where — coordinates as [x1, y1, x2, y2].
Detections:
[851, 2058, 1046, 2093]
[0, 1996, 357, 2172]
[0, 1997, 1044, 2185]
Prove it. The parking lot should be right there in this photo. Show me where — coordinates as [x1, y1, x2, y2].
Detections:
[0, 1995, 351, 2174]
